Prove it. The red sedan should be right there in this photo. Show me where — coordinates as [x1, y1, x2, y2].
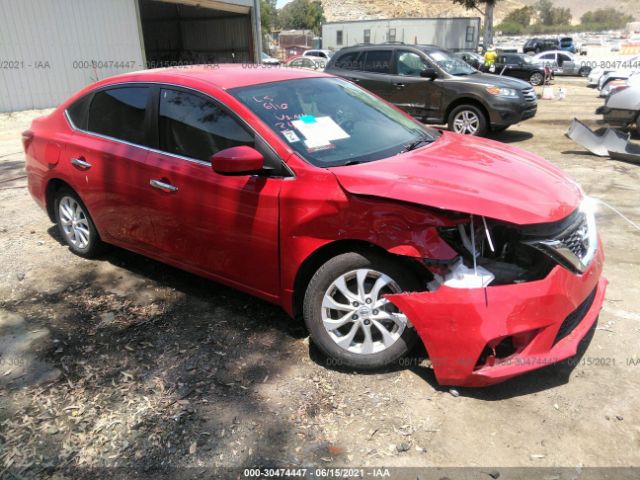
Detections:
[23, 66, 606, 386]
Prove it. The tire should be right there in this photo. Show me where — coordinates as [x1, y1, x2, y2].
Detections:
[54, 187, 105, 258]
[447, 104, 488, 136]
[529, 72, 544, 86]
[303, 251, 421, 371]
[578, 66, 591, 77]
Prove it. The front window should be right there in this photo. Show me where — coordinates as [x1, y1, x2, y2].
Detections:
[425, 48, 475, 76]
[395, 51, 428, 76]
[158, 89, 253, 162]
[230, 78, 437, 168]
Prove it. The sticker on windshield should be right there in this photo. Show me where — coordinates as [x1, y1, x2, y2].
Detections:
[282, 130, 300, 143]
[299, 115, 317, 124]
[291, 116, 350, 148]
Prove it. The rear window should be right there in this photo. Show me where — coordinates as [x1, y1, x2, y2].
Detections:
[88, 87, 150, 145]
[334, 51, 362, 70]
[362, 50, 392, 74]
[66, 94, 92, 130]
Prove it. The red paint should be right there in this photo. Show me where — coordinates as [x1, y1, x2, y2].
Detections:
[387, 246, 606, 386]
[24, 66, 606, 386]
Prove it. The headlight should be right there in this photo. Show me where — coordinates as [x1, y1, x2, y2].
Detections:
[486, 86, 518, 97]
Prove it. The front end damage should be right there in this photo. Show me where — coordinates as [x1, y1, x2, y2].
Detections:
[386, 202, 607, 387]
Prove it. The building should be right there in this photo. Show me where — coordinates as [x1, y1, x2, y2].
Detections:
[0, 0, 262, 112]
[322, 17, 480, 52]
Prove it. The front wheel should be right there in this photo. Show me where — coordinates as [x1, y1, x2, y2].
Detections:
[448, 104, 488, 136]
[529, 72, 544, 86]
[303, 252, 421, 370]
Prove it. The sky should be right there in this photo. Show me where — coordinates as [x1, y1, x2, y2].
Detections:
[276, 0, 292, 8]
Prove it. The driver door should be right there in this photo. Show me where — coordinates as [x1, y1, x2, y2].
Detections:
[145, 87, 282, 298]
[387, 49, 441, 122]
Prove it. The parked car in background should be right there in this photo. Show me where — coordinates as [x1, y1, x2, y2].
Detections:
[596, 78, 640, 135]
[325, 43, 537, 136]
[302, 49, 333, 60]
[488, 53, 548, 86]
[559, 37, 577, 54]
[587, 54, 640, 88]
[532, 51, 591, 76]
[23, 65, 605, 387]
[523, 38, 559, 54]
[286, 55, 327, 71]
[599, 73, 640, 99]
[261, 52, 280, 65]
[455, 51, 483, 70]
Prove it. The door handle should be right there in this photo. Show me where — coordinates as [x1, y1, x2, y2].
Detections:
[393, 82, 406, 88]
[150, 179, 178, 193]
[71, 157, 92, 169]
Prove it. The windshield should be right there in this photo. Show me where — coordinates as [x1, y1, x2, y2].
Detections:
[426, 49, 476, 75]
[231, 78, 437, 168]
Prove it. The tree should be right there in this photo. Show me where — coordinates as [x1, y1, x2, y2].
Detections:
[277, 0, 325, 35]
[260, 0, 277, 33]
[581, 8, 634, 30]
[452, 0, 497, 50]
[502, 6, 533, 27]
[536, 0, 571, 26]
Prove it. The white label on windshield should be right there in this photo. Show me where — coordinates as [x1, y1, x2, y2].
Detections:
[282, 130, 300, 143]
[292, 116, 350, 145]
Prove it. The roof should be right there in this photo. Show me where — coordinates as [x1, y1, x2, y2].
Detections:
[94, 64, 330, 90]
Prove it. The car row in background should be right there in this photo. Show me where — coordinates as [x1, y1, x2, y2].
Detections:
[325, 43, 537, 137]
[456, 52, 549, 86]
[522, 36, 585, 55]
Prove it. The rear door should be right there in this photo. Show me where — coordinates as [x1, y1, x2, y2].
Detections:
[356, 49, 394, 98]
[143, 86, 282, 297]
[64, 85, 157, 248]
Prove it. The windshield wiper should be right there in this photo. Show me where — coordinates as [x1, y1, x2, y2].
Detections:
[402, 136, 433, 153]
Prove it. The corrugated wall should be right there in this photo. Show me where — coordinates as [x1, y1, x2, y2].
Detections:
[0, 0, 145, 112]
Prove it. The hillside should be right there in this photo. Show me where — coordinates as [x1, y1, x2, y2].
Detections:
[322, 0, 638, 25]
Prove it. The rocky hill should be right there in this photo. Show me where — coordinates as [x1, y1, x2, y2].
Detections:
[322, 0, 639, 25]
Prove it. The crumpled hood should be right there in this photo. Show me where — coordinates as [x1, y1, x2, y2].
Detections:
[330, 132, 582, 225]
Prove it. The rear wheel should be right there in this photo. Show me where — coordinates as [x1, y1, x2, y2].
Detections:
[529, 72, 544, 86]
[303, 252, 421, 370]
[54, 187, 104, 258]
[448, 104, 488, 136]
[578, 66, 591, 77]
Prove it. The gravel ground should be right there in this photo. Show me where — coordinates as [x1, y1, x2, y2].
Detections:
[0, 78, 639, 479]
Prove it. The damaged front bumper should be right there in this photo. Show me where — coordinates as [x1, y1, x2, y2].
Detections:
[387, 245, 606, 387]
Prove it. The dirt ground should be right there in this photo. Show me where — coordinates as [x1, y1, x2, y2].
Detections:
[1, 78, 639, 479]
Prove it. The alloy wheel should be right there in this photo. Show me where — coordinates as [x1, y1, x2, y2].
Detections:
[530, 72, 544, 86]
[321, 269, 408, 354]
[59, 196, 91, 249]
[453, 110, 480, 135]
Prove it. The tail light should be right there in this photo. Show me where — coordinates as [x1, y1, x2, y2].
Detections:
[22, 130, 34, 153]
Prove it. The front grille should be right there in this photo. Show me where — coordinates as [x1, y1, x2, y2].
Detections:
[521, 87, 537, 103]
[553, 287, 597, 345]
[559, 214, 589, 259]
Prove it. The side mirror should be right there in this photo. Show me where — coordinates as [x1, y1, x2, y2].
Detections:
[211, 146, 264, 175]
[420, 68, 438, 80]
